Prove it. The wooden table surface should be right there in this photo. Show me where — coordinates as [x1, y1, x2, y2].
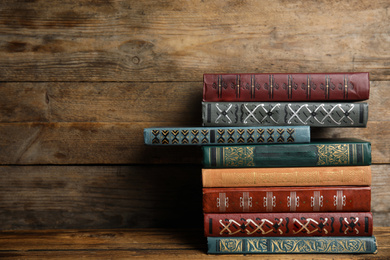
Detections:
[0, 228, 389, 259]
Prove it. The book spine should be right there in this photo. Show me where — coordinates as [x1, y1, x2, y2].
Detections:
[202, 166, 372, 187]
[207, 236, 377, 254]
[202, 187, 371, 213]
[204, 212, 373, 237]
[143, 126, 310, 145]
[203, 73, 370, 102]
[202, 142, 371, 167]
[202, 102, 368, 127]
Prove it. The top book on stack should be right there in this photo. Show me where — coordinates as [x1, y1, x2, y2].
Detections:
[203, 73, 369, 102]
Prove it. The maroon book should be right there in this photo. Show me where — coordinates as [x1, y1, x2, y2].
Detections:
[203, 187, 371, 213]
[204, 212, 373, 237]
[203, 72, 369, 101]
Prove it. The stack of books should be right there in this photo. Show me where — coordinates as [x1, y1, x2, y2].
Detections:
[202, 72, 376, 254]
[144, 72, 377, 254]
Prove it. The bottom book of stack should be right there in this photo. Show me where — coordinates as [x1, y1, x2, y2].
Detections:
[208, 236, 377, 254]
[205, 212, 377, 254]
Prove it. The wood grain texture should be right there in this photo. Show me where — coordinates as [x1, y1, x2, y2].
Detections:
[0, 122, 203, 164]
[0, 165, 203, 230]
[0, 228, 389, 259]
[0, 82, 203, 123]
[372, 164, 390, 214]
[0, 0, 389, 81]
[0, 164, 388, 230]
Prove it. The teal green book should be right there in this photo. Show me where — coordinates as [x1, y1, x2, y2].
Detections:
[207, 236, 377, 254]
[203, 139, 371, 168]
[144, 126, 310, 145]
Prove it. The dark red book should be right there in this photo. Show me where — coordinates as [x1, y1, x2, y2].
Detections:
[203, 72, 369, 101]
[204, 212, 373, 237]
[203, 187, 371, 213]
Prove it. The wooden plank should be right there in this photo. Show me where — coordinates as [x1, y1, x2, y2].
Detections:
[0, 165, 388, 230]
[373, 212, 390, 228]
[0, 122, 203, 164]
[0, 228, 389, 259]
[0, 0, 389, 81]
[368, 81, 390, 122]
[0, 229, 206, 251]
[0, 121, 388, 164]
[0, 82, 203, 123]
[0, 81, 387, 123]
[371, 165, 390, 215]
[0, 165, 203, 230]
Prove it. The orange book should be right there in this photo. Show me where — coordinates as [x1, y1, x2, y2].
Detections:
[202, 166, 371, 187]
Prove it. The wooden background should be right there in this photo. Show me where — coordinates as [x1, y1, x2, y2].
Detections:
[0, 0, 389, 230]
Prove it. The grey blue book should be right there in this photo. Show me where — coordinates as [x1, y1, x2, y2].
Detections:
[144, 126, 310, 145]
[202, 102, 368, 127]
[207, 236, 377, 254]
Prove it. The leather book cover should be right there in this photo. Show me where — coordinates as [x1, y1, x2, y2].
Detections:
[202, 139, 371, 168]
[202, 102, 368, 127]
[202, 166, 372, 187]
[143, 126, 310, 145]
[203, 72, 370, 102]
[203, 186, 371, 213]
[204, 212, 373, 237]
[207, 236, 377, 254]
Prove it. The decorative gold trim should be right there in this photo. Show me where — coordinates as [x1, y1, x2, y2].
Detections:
[317, 144, 350, 165]
[246, 238, 268, 252]
[218, 75, 222, 98]
[326, 76, 329, 99]
[251, 75, 255, 98]
[219, 239, 242, 252]
[223, 147, 255, 167]
[237, 75, 240, 98]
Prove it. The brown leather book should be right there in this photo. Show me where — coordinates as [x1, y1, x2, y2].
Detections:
[202, 166, 371, 187]
[204, 212, 373, 237]
[203, 72, 370, 101]
[203, 186, 371, 213]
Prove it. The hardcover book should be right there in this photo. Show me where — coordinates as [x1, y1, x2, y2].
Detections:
[202, 186, 371, 213]
[202, 102, 368, 127]
[207, 236, 377, 254]
[202, 139, 371, 168]
[204, 212, 373, 237]
[203, 73, 370, 102]
[143, 126, 310, 145]
[202, 166, 372, 187]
